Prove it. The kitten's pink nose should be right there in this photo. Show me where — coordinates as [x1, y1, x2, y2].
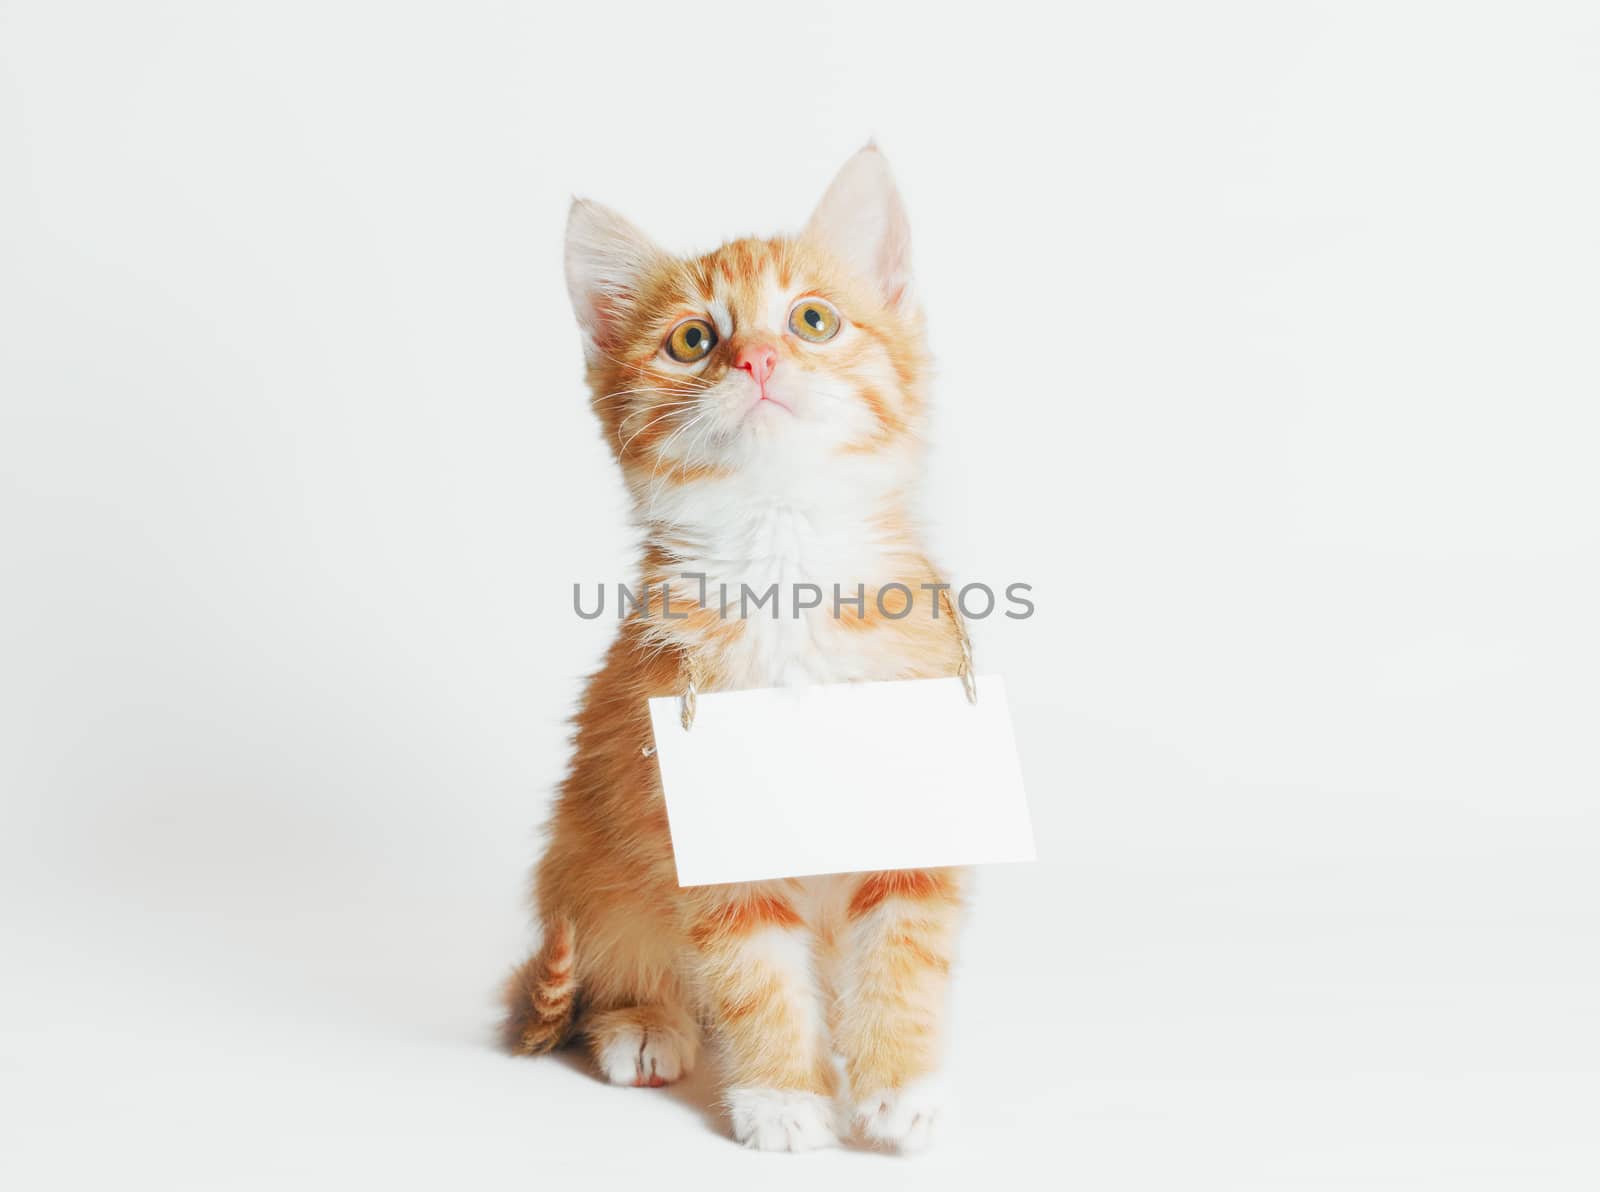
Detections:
[734, 344, 777, 389]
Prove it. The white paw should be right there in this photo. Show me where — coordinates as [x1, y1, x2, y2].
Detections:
[726, 1087, 837, 1152]
[854, 1077, 949, 1153]
[594, 1024, 692, 1088]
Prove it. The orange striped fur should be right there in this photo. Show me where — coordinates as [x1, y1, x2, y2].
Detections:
[503, 147, 969, 1153]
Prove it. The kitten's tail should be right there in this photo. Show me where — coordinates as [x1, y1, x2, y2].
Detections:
[500, 915, 578, 1055]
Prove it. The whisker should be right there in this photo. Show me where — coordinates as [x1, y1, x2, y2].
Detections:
[648, 410, 722, 515]
[619, 403, 705, 454]
[594, 384, 715, 415]
[653, 411, 711, 462]
[616, 399, 699, 429]
[642, 410, 716, 520]
[597, 386, 681, 402]
[588, 345, 719, 391]
[616, 402, 701, 447]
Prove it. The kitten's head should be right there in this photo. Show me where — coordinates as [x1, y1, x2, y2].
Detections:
[564, 146, 928, 500]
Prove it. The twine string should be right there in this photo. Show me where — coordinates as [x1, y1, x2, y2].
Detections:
[679, 649, 703, 731]
[941, 586, 979, 704]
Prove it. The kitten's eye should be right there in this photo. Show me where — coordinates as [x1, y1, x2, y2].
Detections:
[665, 318, 718, 363]
[788, 298, 841, 343]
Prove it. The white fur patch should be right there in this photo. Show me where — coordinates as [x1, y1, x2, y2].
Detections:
[853, 1075, 950, 1153]
[642, 459, 922, 692]
[593, 1022, 693, 1087]
[726, 1087, 837, 1152]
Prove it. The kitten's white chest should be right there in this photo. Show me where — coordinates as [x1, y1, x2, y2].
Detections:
[683, 503, 885, 689]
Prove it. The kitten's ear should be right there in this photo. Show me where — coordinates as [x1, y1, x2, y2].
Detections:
[564, 198, 664, 359]
[804, 144, 914, 312]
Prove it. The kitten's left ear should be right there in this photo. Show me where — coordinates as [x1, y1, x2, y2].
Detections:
[804, 143, 915, 313]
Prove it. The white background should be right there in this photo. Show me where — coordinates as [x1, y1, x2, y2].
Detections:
[2, 2, 1597, 1188]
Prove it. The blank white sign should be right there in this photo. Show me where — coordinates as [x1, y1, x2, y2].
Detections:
[647, 675, 1035, 887]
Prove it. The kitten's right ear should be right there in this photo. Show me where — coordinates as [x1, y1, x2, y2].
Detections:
[564, 198, 663, 360]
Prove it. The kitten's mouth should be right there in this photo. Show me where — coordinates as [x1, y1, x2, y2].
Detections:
[742, 391, 794, 417]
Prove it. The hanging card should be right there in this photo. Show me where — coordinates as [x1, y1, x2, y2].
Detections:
[647, 675, 1035, 886]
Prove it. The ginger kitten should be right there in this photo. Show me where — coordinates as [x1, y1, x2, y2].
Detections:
[503, 146, 967, 1153]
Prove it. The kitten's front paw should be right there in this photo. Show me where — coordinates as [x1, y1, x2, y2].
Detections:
[853, 1076, 949, 1153]
[726, 1087, 837, 1152]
